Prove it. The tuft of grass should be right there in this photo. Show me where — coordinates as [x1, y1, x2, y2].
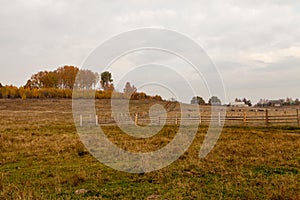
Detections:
[253, 165, 298, 177]
[62, 172, 87, 187]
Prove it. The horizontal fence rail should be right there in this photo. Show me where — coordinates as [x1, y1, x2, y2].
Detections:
[76, 109, 300, 127]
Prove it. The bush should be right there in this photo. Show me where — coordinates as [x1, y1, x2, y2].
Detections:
[63, 89, 72, 98]
[21, 93, 27, 100]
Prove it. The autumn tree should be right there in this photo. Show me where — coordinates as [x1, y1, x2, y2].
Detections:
[24, 70, 57, 88]
[24, 80, 34, 89]
[151, 95, 163, 101]
[131, 92, 148, 100]
[42, 71, 59, 88]
[100, 71, 113, 91]
[24, 66, 80, 89]
[56, 66, 79, 89]
[123, 82, 137, 98]
[4, 85, 19, 98]
[25, 71, 45, 88]
[75, 69, 99, 90]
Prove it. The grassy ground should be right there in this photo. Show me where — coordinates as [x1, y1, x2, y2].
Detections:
[0, 99, 300, 199]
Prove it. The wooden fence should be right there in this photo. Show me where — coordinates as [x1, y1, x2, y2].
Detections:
[77, 109, 300, 127]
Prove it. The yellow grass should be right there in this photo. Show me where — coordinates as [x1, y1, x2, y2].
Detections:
[0, 99, 300, 199]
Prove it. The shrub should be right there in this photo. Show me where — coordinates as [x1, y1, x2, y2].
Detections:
[21, 93, 27, 100]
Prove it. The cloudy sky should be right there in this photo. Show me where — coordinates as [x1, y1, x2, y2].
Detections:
[1, 0, 299, 104]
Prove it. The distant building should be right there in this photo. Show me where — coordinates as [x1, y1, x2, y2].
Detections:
[256, 99, 284, 107]
[268, 100, 283, 107]
[229, 102, 248, 107]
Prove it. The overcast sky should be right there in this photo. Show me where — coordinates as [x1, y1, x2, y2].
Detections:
[0, 0, 299, 104]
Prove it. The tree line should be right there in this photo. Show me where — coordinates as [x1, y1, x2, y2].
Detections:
[190, 95, 300, 107]
[24, 66, 98, 90]
[0, 66, 162, 101]
[190, 96, 222, 106]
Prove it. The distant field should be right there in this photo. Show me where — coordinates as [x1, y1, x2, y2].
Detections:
[1, 99, 300, 199]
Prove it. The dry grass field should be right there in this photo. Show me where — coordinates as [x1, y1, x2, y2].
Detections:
[0, 99, 300, 199]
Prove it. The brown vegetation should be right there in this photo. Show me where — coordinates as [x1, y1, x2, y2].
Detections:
[0, 99, 300, 199]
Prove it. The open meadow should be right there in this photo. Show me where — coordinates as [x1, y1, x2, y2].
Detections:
[0, 99, 300, 199]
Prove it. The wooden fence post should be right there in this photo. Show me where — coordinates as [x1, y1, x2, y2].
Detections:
[95, 115, 98, 126]
[265, 110, 269, 126]
[80, 115, 83, 127]
[243, 111, 247, 126]
[134, 113, 138, 126]
[175, 114, 178, 125]
[297, 109, 299, 126]
[199, 113, 201, 125]
[218, 112, 221, 126]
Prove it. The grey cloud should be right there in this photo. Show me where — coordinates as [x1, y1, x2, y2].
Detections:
[0, 0, 299, 103]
